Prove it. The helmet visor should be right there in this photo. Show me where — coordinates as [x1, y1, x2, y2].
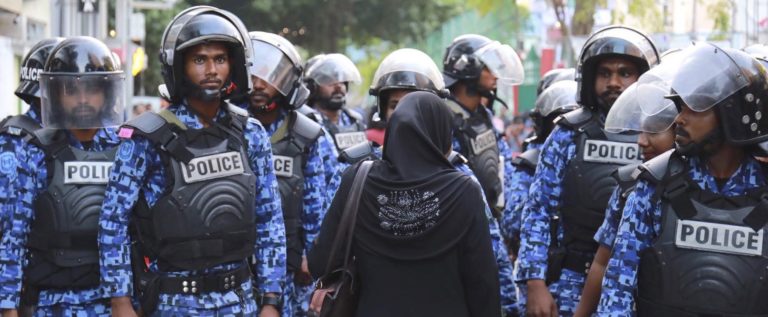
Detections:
[606, 79, 676, 134]
[371, 48, 445, 92]
[40, 73, 125, 129]
[306, 54, 361, 86]
[476, 42, 524, 85]
[535, 80, 578, 117]
[669, 43, 749, 112]
[249, 40, 299, 96]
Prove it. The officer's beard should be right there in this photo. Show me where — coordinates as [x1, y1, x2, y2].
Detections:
[596, 89, 622, 113]
[65, 104, 102, 128]
[184, 77, 231, 102]
[675, 125, 724, 158]
[317, 92, 346, 111]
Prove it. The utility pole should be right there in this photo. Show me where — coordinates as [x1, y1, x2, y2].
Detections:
[116, 0, 133, 113]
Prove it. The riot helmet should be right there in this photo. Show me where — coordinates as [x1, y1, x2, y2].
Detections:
[536, 68, 575, 96]
[39, 36, 125, 129]
[246, 31, 308, 113]
[369, 48, 446, 121]
[305, 53, 361, 111]
[159, 6, 252, 103]
[666, 42, 768, 151]
[304, 54, 325, 77]
[576, 25, 660, 111]
[442, 34, 524, 108]
[531, 80, 579, 140]
[15, 37, 65, 106]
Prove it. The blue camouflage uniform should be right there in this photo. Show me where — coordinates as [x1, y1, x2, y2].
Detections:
[98, 103, 286, 315]
[515, 125, 582, 316]
[0, 124, 119, 316]
[317, 130, 342, 205]
[593, 186, 624, 248]
[262, 109, 329, 317]
[451, 107, 518, 316]
[597, 157, 767, 316]
[500, 141, 544, 243]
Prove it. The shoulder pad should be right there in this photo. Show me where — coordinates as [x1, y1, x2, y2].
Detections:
[31, 128, 59, 147]
[444, 98, 471, 119]
[296, 105, 320, 122]
[0, 115, 41, 137]
[448, 151, 468, 165]
[339, 141, 376, 164]
[226, 102, 249, 118]
[344, 108, 363, 122]
[613, 163, 641, 183]
[554, 106, 591, 129]
[638, 149, 685, 184]
[123, 111, 183, 135]
[292, 111, 323, 142]
[511, 148, 540, 170]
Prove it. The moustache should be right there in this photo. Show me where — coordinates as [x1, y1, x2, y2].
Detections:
[200, 78, 222, 85]
[675, 126, 690, 138]
[601, 90, 622, 99]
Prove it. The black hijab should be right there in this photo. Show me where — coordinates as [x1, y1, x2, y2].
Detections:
[355, 91, 487, 260]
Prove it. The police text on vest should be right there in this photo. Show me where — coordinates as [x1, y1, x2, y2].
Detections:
[182, 151, 245, 183]
[334, 132, 367, 150]
[471, 130, 497, 155]
[583, 140, 641, 165]
[64, 161, 113, 184]
[675, 220, 763, 256]
[272, 155, 294, 178]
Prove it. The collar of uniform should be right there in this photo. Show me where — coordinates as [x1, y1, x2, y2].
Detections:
[264, 108, 289, 135]
[688, 156, 767, 195]
[62, 127, 120, 151]
[170, 101, 229, 130]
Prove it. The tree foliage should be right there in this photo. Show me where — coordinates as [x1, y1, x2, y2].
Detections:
[707, 0, 731, 41]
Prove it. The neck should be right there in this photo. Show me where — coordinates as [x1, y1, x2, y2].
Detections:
[253, 108, 281, 126]
[187, 96, 220, 127]
[70, 129, 98, 142]
[318, 107, 340, 124]
[452, 86, 481, 113]
[704, 143, 745, 179]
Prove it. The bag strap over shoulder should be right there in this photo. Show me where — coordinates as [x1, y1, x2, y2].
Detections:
[325, 160, 374, 274]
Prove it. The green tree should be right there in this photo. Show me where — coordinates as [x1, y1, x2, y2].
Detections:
[707, 0, 731, 41]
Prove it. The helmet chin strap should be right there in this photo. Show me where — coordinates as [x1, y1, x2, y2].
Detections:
[480, 89, 508, 109]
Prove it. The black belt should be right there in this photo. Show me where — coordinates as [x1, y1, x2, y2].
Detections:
[561, 250, 594, 275]
[156, 265, 251, 295]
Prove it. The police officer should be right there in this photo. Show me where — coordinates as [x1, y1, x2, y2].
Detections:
[597, 43, 768, 316]
[574, 56, 680, 316]
[441, 34, 524, 212]
[500, 78, 578, 250]
[97, 6, 285, 316]
[516, 25, 659, 316]
[241, 31, 336, 317]
[0, 36, 124, 316]
[305, 53, 367, 152]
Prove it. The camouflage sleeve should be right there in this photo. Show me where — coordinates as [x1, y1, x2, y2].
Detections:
[597, 180, 660, 316]
[318, 128, 340, 186]
[500, 164, 533, 241]
[0, 138, 44, 308]
[515, 126, 577, 281]
[98, 137, 152, 298]
[301, 142, 328, 252]
[245, 120, 286, 295]
[594, 186, 624, 248]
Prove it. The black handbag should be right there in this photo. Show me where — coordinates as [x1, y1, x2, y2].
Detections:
[311, 160, 373, 317]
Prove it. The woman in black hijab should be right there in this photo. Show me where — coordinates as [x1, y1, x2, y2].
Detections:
[308, 91, 501, 317]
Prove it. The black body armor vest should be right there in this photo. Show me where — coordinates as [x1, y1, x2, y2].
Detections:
[445, 99, 503, 208]
[125, 109, 257, 271]
[323, 108, 366, 151]
[26, 128, 116, 289]
[558, 108, 641, 254]
[636, 151, 768, 316]
[269, 111, 322, 271]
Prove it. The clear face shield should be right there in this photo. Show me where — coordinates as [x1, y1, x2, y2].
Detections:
[605, 79, 676, 135]
[476, 42, 524, 109]
[248, 40, 300, 97]
[371, 48, 445, 93]
[669, 43, 749, 113]
[306, 53, 362, 86]
[40, 73, 126, 129]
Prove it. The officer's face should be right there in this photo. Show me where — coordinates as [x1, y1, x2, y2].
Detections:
[250, 76, 279, 109]
[59, 81, 106, 126]
[184, 43, 230, 92]
[638, 127, 675, 161]
[317, 81, 347, 102]
[674, 102, 719, 150]
[383, 89, 413, 121]
[479, 67, 497, 91]
[594, 57, 640, 108]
